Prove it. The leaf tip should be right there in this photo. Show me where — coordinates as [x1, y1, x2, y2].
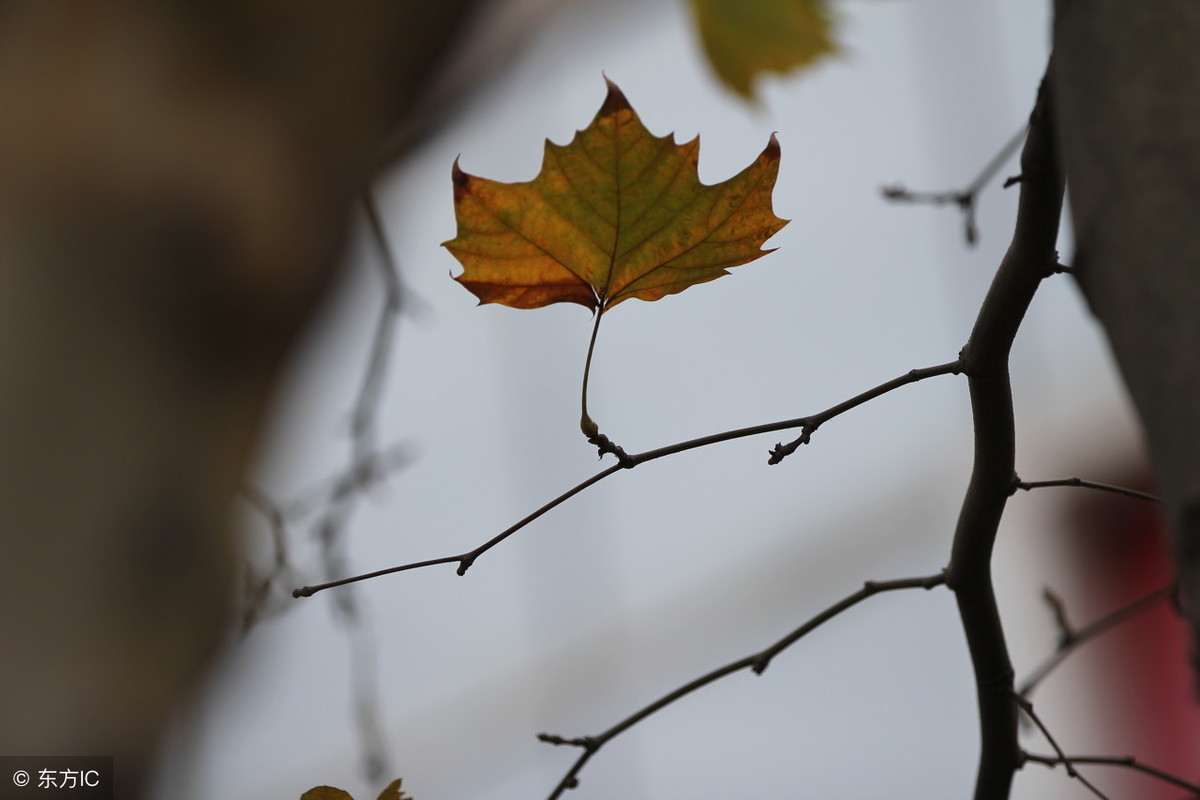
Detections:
[451, 156, 469, 188]
[764, 132, 781, 162]
[599, 75, 632, 117]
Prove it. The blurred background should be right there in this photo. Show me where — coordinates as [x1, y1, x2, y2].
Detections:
[150, 1, 1198, 797]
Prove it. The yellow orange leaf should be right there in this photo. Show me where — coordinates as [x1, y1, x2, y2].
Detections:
[301, 788, 354, 800]
[444, 78, 787, 313]
[300, 779, 409, 800]
[376, 778, 410, 800]
[688, 0, 837, 100]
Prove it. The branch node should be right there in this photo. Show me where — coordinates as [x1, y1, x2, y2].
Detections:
[1041, 587, 1076, 646]
[538, 733, 595, 751]
[767, 425, 814, 465]
[587, 432, 633, 467]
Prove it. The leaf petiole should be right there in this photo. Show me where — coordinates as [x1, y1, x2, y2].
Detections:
[579, 309, 603, 440]
[579, 309, 630, 463]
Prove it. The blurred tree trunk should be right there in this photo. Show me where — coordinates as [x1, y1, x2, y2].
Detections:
[0, 2, 478, 795]
[1053, 1, 1200, 671]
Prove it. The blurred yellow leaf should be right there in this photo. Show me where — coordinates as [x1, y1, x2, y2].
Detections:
[299, 779, 409, 800]
[376, 778, 411, 800]
[688, 0, 837, 100]
[301, 788, 354, 800]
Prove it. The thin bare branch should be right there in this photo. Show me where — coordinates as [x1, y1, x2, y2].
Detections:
[282, 442, 412, 523]
[1014, 693, 1111, 799]
[237, 485, 298, 633]
[537, 572, 947, 800]
[882, 125, 1027, 246]
[1012, 475, 1161, 504]
[354, 193, 405, 463]
[1023, 751, 1200, 795]
[1041, 587, 1074, 646]
[292, 361, 961, 597]
[287, 193, 408, 783]
[1017, 583, 1175, 698]
[767, 362, 962, 463]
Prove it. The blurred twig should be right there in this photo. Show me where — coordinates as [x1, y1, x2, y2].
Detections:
[1014, 693, 1111, 799]
[882, 125, 1026, 246]
[1017, 583, 1175, 698]
[1022, 751, 1200, 795]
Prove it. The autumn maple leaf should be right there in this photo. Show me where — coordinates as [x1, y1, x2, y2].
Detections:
[444, 77, 787, 314]
[444, 78, 787, 455]
[688, 0, 838, 101]
[301, 778, 411, 800]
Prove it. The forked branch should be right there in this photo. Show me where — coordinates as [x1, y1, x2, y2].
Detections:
[882, 125, 1026, 246]
[293, 360, 961, 597]
[1017, 582, 1175, 698]
[1022, 752, 1200, 795]
[1014, 693, 1112, 799]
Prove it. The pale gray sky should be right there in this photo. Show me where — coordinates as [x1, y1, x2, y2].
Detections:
[152, 2, 1144, 798]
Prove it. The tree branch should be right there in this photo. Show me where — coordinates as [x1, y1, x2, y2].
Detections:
[355, 194, 405, 465]
[882, 125, 1026, 246]
[1014, 693, 1111, 799]
[1011, 475, 1161, 504]
[1017, 582, 1175, 698]
[944, 67, 1064, 800]
[537, 572, 946, 800]
[292, 361, 961, 597]
[767, 362, 962, 464]
[1022, 751, 1200, 795]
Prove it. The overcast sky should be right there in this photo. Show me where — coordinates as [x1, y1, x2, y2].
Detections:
[150, 2, 1148, 798]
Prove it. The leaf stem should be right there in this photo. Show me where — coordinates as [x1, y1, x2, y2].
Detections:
[579, 309, 631, 463]
[580, 310, 602, 438]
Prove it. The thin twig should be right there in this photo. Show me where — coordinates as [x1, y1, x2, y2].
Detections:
[297, 192, 407, 784]
[882, 125, 1027, 246]
[282, 442, 412, 523]
[292, 361, 962, 597]
[1012, 475, 1161, 504]
[1023, 751, 1200, 795]
[1014, 693, 1111, 799]
[237, 485, 297, 632]
[1017, 582, 1175, 698]
[1041, 587, 1074, 646]
[767, 362, 962, 463]
[537, 572, 947, 800]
